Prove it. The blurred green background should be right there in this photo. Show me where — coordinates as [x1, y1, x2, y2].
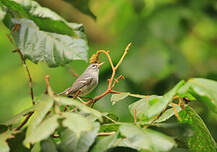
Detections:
[0, 0, 217, 139]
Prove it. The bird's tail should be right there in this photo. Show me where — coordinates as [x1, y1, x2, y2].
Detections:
[56, 91, 66, 96]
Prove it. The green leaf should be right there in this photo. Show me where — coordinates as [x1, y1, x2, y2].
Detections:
[31, 143, 41, 152]
[62, 112, 93, 138]
[155, 104, 182, 123]
[99, 123, 119, 132]
[1, 0, 77, 36]
[129, 81, 185, 122]
[90, 132, 119, 152]
[24, 96, 54, 147]
[59, 122, 99, 152]
[1, 105, 36, 126]
[129, 96, 162, 122]
[111, 92, 130, 105]
[11, 18, 88, 67]
[55, 97, 102, 121]
[179, 106, 217, 152]
[41, 140, 58, 152]
[0, 130, 14, 152]
[7, 131, 29, 152]
[64, 0, 95, 18]
[0, 4, 6, 20]
[24, 114, 59, 145]
[119, 123, 176, 151]
[178, 78, 217, 113]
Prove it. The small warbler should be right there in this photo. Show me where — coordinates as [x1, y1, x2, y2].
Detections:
[58, 62, 104, 97]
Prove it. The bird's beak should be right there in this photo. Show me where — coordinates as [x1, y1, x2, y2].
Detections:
[97, 62, 104, 68]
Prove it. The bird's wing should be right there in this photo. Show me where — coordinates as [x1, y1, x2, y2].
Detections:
[63, 76, 93, 96]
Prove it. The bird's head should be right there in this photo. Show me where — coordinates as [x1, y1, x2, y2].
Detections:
[86, 62, 104, 73]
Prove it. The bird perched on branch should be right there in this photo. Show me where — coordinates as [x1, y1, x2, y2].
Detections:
[57, 62, 104, 97]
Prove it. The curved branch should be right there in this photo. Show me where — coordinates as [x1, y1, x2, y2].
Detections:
[90, 43, 131, 107]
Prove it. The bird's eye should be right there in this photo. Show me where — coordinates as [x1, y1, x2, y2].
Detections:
[92, 64, 97, 68]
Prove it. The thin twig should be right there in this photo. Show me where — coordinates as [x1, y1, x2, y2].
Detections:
[45, 75, 54, 97]
[134, 108, 137, 124]
[13, 49, 35, 105]
[89, 43, 131, 107]
[103, 115, 117, 123]
[171, 103, 181, 121]
[98, 132, 115, 136]
[15, 111, 34, 131]
[67, 67, 79, 77]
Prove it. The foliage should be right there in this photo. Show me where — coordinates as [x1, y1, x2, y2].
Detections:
[0, 0, 88, 67]
[0, 0, 217, 152]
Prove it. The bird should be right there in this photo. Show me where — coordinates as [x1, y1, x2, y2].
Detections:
[57, 62, 104, 98]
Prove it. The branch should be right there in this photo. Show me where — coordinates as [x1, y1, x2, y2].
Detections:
[98, 132, 115, 136]
[171, 102, 181, 121]
[13, 49, 35, 105]
[66, 67, 79, 77]
[45, 75, 54, 97]
[15, 111, 34, 131]
[7, 24, 35, 105]
[90, 43, 132, 107]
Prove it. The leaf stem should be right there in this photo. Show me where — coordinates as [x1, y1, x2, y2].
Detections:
[13, 49, 35, 105]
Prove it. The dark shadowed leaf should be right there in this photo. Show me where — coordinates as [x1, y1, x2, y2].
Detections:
[41, 139, 58, 152]
[7, 131, 29, 152]
[59, 122, 99, 152]
[179, 106, 217, 151]
[90, 132, 119, 152]
[11, 18, 88, 67]
[0, 130, 14, 152]
[111, 92, 130, 105]
[178, 78, 217, 113]
[119, 123, 176, 151]
[64, 0, 95, 18]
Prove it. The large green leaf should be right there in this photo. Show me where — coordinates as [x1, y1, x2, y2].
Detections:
[11, 18, 88, 67]
[179, 106, 217, 152]
[90, 132, 119, 152]
[129, 81, 185, 122]
[24, 114, 59, 145]
[64, 0, 95, 18]
[0, 130, 14, 152]
[178, 78, 217, 113]
[0, 0, 88, 67]
[111, 92, 130, 105]
[59, 123, 99, 152]
[1, 105, 36, 126]
[55, 97, 102, 121]
[24, 96, 54, 147]
[155, 104, 182, 123]
[119, 123, 176, 151]
[1, 0, 76, 36]
[62, 112, 93, 138]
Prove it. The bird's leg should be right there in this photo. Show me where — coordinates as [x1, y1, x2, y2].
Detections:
[73, 90, 81, 99]
[78, 96, 93, 105]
